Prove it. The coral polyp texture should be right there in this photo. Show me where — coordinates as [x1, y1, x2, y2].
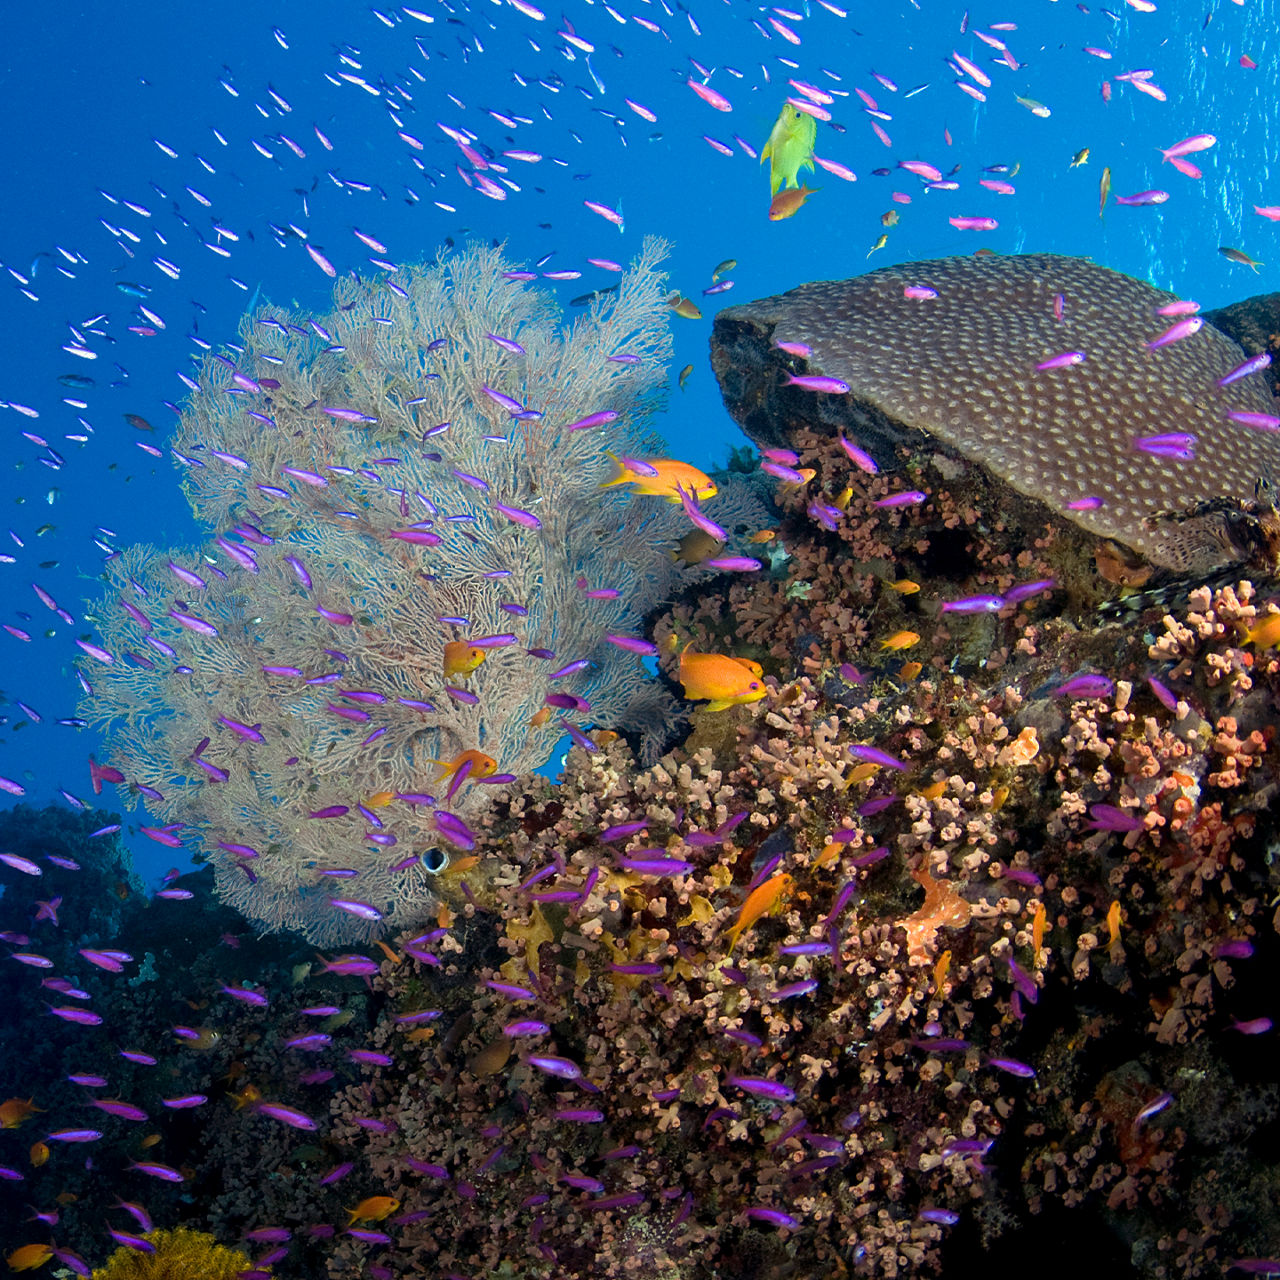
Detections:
[78, 240, 691, 944]
[89, 1228, 251, 1280]
[711, 254, 1280, 576]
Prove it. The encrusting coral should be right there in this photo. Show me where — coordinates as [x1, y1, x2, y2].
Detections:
[89, 1228, 251, 1280]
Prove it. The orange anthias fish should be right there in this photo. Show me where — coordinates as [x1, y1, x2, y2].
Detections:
[0, 1097, 42, 1129]
[602, 453, 717, 502]
[723, 871, 796, 954]
[1106, 899, 1123, 948]
[443, 640, 487, 680]
[347, 1194, 401, 1224]
[1244, 612, 1280, 649]
[768, 185, 818, 221]
[880, 630, 921, 651]
[932, 948, 952, 993]
[678, 651, 767, 713]
[5, 1244, 53, 1272]
[1030, 900, 1047, 958]
[428, 749, 498, 786]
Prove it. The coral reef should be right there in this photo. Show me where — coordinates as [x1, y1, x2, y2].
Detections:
[3, 260, 1277, 1280]
[711, 254, 1280, 577]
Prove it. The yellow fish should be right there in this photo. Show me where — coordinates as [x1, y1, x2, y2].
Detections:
[602, 454, 717, 503]
[723, 871, 795, 954]
[678, 650, 766, 713]
[364, 789, 396, 808]
[712, 258, 737, 282]
[428, 750, 497, 786]
[1244, 612, 1280, 648]
[881, 210, 899, 227]
[443, 640, 486, 681]
[885, 579, 920, 595]
[844, 761, 880, 787]
[28, 1141, 49, 1168]
[1099, 165, 1111, 217]
[768, 184, 818, 221]
[880, 630, 920, 651]
[1106, 899, 1122, 948]
[5, 1244, 53, 1272]
[667, 293, 702, 320]
[678, 363, 694, 391]
[867, 233, 889, 258]
[761, 103, 816, 195]
[0, 1097, 42, 1129]
[1031, 900, 1047, 957]
[932, 949, 951, 993]
[1070, 147, 1089, 167]
[813, 841, 843, 870]
[899, 661, 923, 682]
[346, 1195, 402, 1224]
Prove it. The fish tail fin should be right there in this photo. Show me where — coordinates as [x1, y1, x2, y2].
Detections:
[600, 451, 628, 488]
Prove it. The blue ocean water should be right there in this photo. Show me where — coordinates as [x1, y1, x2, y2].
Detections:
[1, 2, 1274, 883]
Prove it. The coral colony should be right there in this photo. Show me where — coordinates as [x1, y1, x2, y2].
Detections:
[1, 243, 1279, 1279]
[75, 242, 690, 944]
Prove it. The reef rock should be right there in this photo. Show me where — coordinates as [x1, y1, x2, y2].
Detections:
[1203, 288, 1280, 401]
[711, 253, 1280, 580]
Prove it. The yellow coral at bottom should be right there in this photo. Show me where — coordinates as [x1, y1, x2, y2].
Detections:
[90, 1228, 252, 1280]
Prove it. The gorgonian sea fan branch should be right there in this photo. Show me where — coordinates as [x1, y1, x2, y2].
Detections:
[80, 239, 690, 945]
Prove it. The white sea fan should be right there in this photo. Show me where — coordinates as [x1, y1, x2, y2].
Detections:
[81, 239, 700, 945]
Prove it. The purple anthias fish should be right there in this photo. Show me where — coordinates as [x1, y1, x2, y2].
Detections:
[849, 744, 907, 771]
[728, 1075, 796, 1101]
[1217, 351, 1272, 387]
[940, 594, 1004, 614]
[1087, 804, 1145, 833]
[1034, 350, 1085, 371]
[874, 491, 927, 508]
[1133, 432, 1196, 460]
[1145, 315, 1203, 349]
[1055, 674, 1114, 699]
[783, 373, 850, 394]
